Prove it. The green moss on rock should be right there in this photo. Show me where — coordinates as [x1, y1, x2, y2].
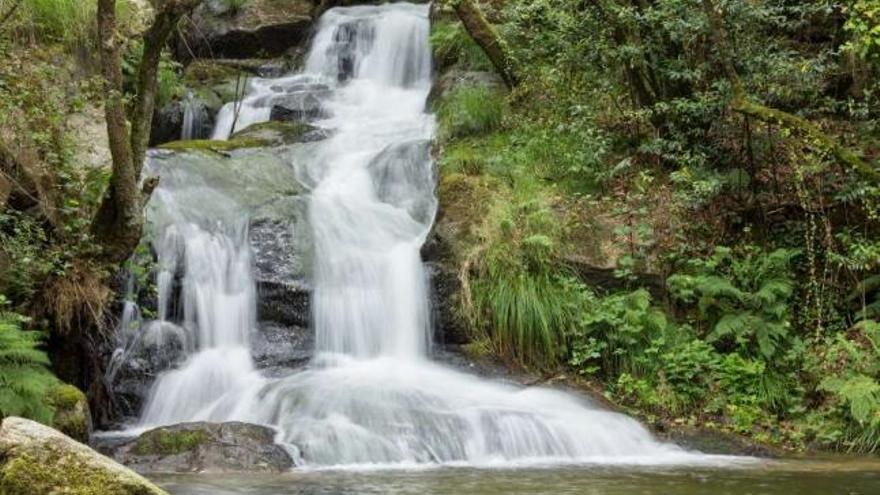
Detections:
[231, 121, 322, 145]
[0, 418, 168, 495]
[45, 383, 91, 443]
[132, 429, 209, 456]
[158, 138, 271, 153]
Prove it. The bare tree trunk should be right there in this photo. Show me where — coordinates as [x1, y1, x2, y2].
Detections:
[92, 0, 201, 264]
[453, 0, 519, 88]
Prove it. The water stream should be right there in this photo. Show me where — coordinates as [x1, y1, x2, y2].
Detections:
[123, 2, 733, 469]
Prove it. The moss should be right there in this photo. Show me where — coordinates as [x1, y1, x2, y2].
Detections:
[0, 451, 166, 495]
[158, 138, 271, 153]
[230, 120, 317, 144]
[132, 429, 209, 456]
[45, 383, 91, 443]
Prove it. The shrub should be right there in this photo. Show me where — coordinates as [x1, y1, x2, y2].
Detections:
[668, 246, 800, 360]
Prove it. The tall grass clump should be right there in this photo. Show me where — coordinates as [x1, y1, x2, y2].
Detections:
[1, 0, 96, 46]
[0, 298, 58, 423]
[438, 86, 506, 140]
[467, 178, 582, 366]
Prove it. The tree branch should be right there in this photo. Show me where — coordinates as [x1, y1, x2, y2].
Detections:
[701, 0, 878, 181]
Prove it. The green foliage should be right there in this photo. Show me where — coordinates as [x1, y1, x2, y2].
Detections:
[438, 86, 505, 140]
[668, 247, 800, 359]
[0, 297, 58, 423]
[122, 41, 184, 108]
[569, 289, 669, 377]
[469, 178, 581, 365]
[0, 0, 95, 45]
[845, 0, 880, 62]
[810, 320, 880, 452]
[431, 20, 493, 72]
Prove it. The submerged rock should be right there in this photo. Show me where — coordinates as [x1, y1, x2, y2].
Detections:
[109, 422, 294, 473]
[0, 417, 168, 495]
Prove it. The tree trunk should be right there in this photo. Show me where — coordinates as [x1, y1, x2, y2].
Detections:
[92, 0, 201, 265]
[453, 0, 519, 88]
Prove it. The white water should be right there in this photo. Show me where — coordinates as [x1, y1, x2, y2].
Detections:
[131, 3, 720, 467]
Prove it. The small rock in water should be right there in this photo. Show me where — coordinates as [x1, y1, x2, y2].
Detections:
[108, 422, 294, 474]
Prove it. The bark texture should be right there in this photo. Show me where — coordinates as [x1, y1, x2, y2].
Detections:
[93, 0, 202, 264]
[453, 0, 519, 88]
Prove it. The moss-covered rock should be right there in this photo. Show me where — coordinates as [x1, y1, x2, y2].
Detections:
[109, 422, 293, 474]
[157, 137, 272, 153]
[45, 383, 92, 444]
[0, 417, 168, 495]
[231, 121, 328, 145]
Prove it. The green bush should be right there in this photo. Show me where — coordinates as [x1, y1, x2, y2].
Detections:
[668, 246, 800, 360]
[0, 298, 58, 423]
[438, 86, 505, 139]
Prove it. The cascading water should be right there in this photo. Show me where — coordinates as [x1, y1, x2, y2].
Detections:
[129, 2, 719, 467]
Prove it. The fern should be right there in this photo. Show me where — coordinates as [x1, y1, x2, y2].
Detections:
[668, 246, 799, 359]
[0, 306, 58, 423]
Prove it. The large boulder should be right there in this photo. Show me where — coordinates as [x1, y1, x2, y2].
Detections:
[179, 0, 315, 59]
[108, 422, 294, 473]
[0, 417, 168, 495]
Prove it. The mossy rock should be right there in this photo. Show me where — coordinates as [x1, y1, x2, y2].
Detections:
[157, 137, 272, 153]
[109, 422, 293, 474]
[132, 429, 209, 456]
[231, 121, 327, 145]
[0, 417, 168, 495]
[45, 383, 92, 444]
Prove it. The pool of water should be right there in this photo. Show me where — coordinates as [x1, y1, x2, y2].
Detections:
[152, 458, 880, 495]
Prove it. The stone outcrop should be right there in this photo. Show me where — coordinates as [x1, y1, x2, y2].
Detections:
[107, 422, 294, 473]
[178, 0, 315, 60]
[0, 417, 168, 495]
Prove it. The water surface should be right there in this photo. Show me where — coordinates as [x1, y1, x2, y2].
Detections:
[153, 458, 880, 495]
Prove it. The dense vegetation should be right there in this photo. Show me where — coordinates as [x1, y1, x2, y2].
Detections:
[433, 0, 880, 452]
[1, 0, 879, 456]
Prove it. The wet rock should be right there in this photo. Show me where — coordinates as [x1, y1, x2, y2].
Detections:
[252, 322, 313, 370]
[179, 0, 314, 60]
[427, 262, 470, 346]
[109, 422, 294, 473]
[46, 383, 93, 444]
[150, 100, 185, 146]
[232, 121, 330, 146]
[0, 417, 168, 495]
[270, 91, 330, 123]
[107, 321, 188, 419]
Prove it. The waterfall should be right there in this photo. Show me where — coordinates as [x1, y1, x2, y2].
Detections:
[129, 2, 713, 467]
